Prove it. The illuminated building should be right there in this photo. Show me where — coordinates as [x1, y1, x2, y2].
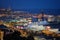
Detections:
[47, 15, 55, 22]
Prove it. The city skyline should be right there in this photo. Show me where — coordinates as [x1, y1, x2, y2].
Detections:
[0, 0, 60, 15]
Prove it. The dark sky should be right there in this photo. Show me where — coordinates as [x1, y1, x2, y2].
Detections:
[0, 0, 60, 9]
[0, 0, 60, 15]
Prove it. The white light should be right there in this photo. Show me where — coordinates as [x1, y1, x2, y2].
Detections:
[24, 23, 28, 26]
[20, 20, 23, 22]
[16, 26, 19, 28]
[20, 27, 23, 29]
[46, 26, 51, 29]
[28, 22, 32, 24]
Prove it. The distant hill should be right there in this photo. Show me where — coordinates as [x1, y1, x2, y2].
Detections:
[12, 9, 60, 15]
[0, 9, 60, 15]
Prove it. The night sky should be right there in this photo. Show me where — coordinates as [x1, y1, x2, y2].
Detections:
[0, 0, 60, 14]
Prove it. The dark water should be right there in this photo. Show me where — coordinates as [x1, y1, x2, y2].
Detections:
[49, 23, 60, 31]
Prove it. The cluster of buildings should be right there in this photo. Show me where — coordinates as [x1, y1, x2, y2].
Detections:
[0, 9, 60, 36]
[0, 8, 60, 29]
[0, 8, 60, 22]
